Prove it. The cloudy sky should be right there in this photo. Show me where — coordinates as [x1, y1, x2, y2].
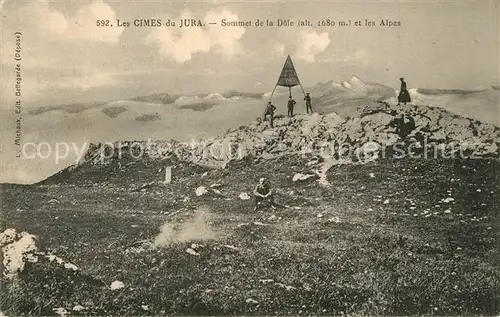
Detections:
[1, 0, 498, 107]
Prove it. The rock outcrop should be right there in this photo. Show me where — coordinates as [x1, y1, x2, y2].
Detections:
[1, 229, 39, 278]
[0, 228, 84, 279]
[75, 103, 498, 171]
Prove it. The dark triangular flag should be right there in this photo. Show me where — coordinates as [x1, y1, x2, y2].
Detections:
[276, 55, 301, 88]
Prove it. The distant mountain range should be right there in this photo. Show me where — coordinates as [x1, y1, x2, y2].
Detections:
[22, 75, 498, 126]
[306, 76, 396, 112]
[311, 75, 394, 95]
[129, 90, 265, 105]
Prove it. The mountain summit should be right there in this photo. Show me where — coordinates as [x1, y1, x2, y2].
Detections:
[307, 76, 396, 112]
[45, 102, 499, 185]
[341, 75, 367, 91]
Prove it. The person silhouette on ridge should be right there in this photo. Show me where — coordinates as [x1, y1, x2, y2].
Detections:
[397, 77, 411, 106]
[304, 93, 313, 114]
[287, 96, 296, 117]
[263, 101, 277, 127]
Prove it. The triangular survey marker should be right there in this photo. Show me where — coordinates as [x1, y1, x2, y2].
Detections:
[276, 55, 301, 88]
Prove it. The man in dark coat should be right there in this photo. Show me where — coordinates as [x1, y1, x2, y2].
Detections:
[304, 93, 313, 114]
[253, 177, 278, 211]
[391, 113, 416, 138]
[263, 101, 277, 127]
[287, 96, 296, 117]
[398, 77, 411, 105]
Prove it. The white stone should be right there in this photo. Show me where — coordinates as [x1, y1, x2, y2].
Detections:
[53, 308, 69, 316]
[328, 217, 341, 223]
[238, 192, 251, 200]
[72, 305, 85, 312]
[1, 229, 38, 278]
[110, 280, 125, 290]
[246, 298, 259, 304]
[195, 186, 208, 196]
[292, 173, 315, 182]
[64, 263, 78, 271]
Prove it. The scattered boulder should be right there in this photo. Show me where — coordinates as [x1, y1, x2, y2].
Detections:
[64, 263, 78, 271]
[239, 192, 251, 200]
[1, 228, 38, 278]
[195, 186, 208, 196]
[292, 173, 316, 182]
[275, 282, 297, 291]
[245, 298, 259, 304]
[328, 217, 341, 223]
[186, 248, 199, 256]
[53, 307, 69, 316]
[72, 305, 85, 312]
[110, 280, 125, 290]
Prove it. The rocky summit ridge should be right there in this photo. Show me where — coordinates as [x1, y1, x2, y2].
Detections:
[55, 102, 499, 185]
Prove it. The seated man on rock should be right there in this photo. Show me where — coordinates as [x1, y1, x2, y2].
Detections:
[395, 113, 416, 138]
[253, 177, 279, 211]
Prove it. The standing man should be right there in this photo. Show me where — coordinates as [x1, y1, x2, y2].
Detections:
[397, 77, 411, 106]
[263, 101, 277, 127]
[287, 96, 297, 117]
[304, 93, 313, 114]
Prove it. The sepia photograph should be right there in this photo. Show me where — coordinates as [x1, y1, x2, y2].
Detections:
[0, 0, 499, 315]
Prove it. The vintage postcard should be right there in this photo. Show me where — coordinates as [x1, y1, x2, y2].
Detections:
[0, 0, 498, 315]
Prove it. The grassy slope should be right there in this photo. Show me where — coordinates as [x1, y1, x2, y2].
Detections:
[1, 156, 499, 316]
